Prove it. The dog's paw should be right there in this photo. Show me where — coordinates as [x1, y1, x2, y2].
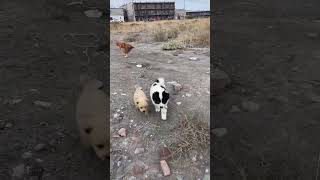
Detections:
[155, 108, 160, 112]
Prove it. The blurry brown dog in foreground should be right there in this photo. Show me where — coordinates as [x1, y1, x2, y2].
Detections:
[133, 85, 149, 114]
[116, 41, 134, 58]
[76, 74, 109, 160]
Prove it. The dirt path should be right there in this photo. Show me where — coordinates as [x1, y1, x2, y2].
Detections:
[110, 35, 210, 179]
[213, 0, 320, 179]
[0, 1, 107, 179]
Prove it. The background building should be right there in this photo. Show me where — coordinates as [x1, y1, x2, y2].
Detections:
[122, 1, 175, 22]
[110, 8, 125, 22]
[175, 9, 186, 20]
[186, 11, 210, 19]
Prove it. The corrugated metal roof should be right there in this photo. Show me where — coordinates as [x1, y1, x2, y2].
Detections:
[111, 8, 124, 16]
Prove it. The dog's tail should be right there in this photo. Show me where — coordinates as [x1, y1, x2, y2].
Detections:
[157, 77, 165, 85]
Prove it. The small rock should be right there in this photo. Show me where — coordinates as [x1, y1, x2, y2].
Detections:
[12, 164, 25, 178]
[230, 105, 241, 113]
[306, 32, 318, 39]
[118, 128, 127, 137]
[128, 176, 137, 180]
[205, 168, 209, 173]
[29, 89, 39, 93]
[10, 99, 23, 105]
[113, 113, 120, 119]
[132, 164, 145, 176]
[212, 128, 227, 137]
[49, 139, 56, 146]
[241, 100, 260, 112]
[136, 64, 142, 68]
[143, 130, 151, 136]
[170, 82, 182, 93]
[160, 160, 171, 176]
[185, 93, 192, 97]
[35, 158, 44, 163]
[212, 68, 231, 95]
[176, 102, 182, 105]
[131, 136, 142, 144]
[134, 148, 145, 154]
[5, 122, 13, 128]
[34, 101, 52, 108]
[34, 143, 46, 152]
[112, 92, 117, 95]
[22, 152, 33, 159]
[307, 92, 320, 103]
[176, 175, 184, 180]
[121, 93, 127, 96]
[189, 57, 199, 61]
[84, 9, 102, 18]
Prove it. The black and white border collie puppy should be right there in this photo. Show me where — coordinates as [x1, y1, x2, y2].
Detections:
[150, 78, 170, 120]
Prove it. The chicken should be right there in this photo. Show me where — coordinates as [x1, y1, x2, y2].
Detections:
[116, 41, 134, 58]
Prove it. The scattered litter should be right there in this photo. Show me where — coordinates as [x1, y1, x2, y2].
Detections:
[121, 93, 127, 96]
[136, 64, 142, 68]
[84, 9, 102, 18]
[118, 128, 127, 137]
[34, 101, 52, 108]
[160, 160, 171, 176]
[176, 102, 181, 105]
[189, 57, 199, 61]
[185, 93, 192, 97]
[112, 92, 117, 95]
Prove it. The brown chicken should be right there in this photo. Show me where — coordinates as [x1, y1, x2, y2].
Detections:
[116, 41, 134, 58]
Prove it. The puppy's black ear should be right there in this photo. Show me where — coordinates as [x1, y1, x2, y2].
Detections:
[162, 91, 170, 104]
[155, 79, 159, 83]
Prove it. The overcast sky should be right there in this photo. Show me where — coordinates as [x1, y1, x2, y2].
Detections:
[110, 0, 210, 11]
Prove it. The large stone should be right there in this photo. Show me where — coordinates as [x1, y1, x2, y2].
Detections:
[212, 68, 231, 95]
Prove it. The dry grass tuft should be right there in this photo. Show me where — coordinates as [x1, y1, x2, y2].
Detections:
[162, 40, 185, 50]
[167, 113, 210, 161]
[110, 18, 210, 47]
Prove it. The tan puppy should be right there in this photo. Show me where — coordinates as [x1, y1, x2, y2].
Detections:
[76, 74, 109, 160]
[133, 85, 149, 114]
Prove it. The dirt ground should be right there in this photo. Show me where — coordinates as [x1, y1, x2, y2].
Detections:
[109, 34, 210, 179]
[0, 0, 108, 179]
[212, 0, 320, 179]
